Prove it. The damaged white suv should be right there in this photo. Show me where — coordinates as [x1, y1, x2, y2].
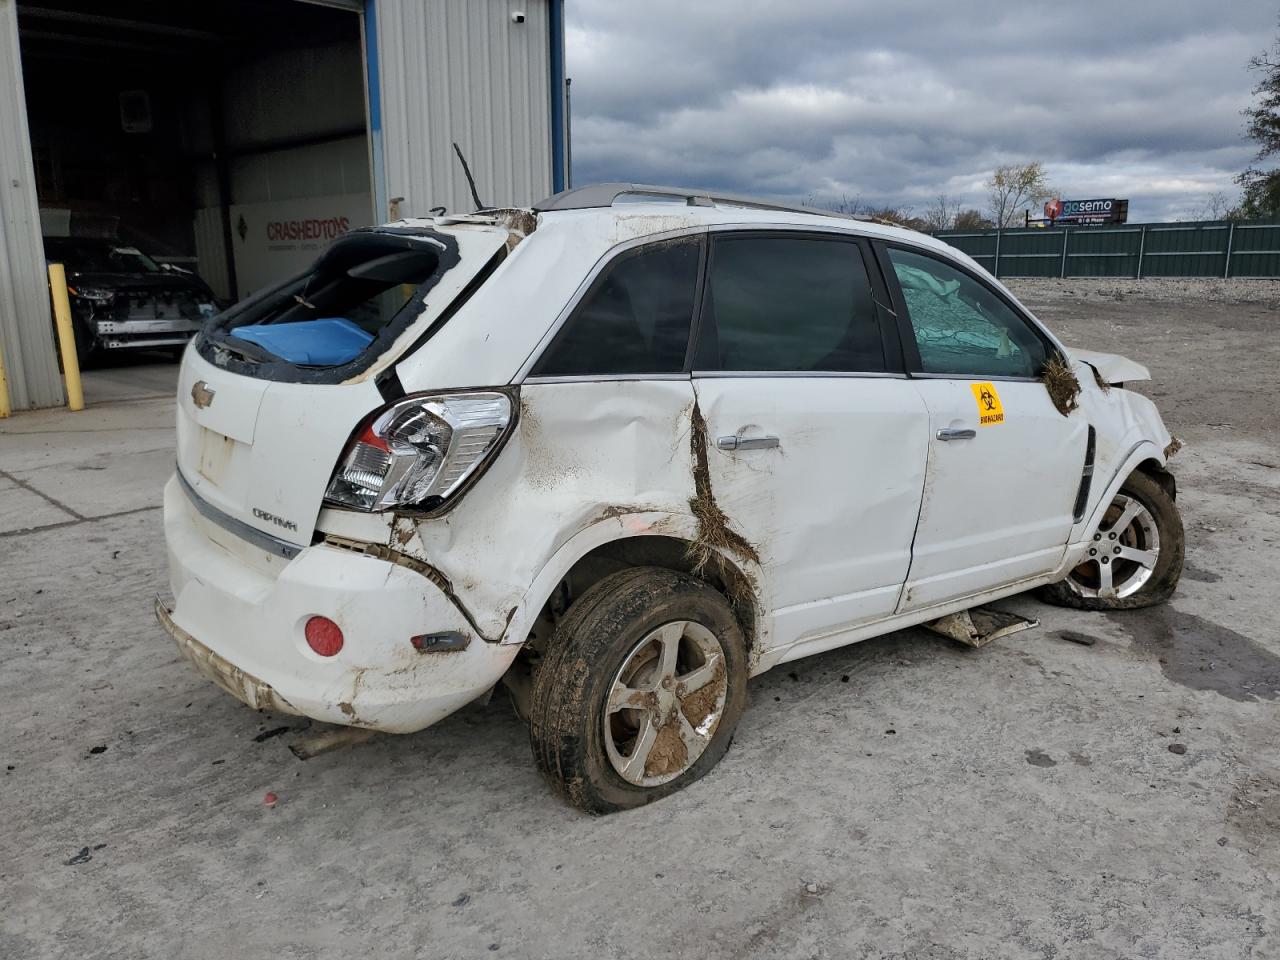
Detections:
[159, 184, 1183, 813]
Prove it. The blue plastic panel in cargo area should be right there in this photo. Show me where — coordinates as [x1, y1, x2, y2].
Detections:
[229, 318, 374, 365]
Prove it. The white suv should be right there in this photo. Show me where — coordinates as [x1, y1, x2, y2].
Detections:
[158, 184, 1183, 813]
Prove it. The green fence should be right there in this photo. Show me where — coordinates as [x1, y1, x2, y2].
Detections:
[935, 219, 1280, 279]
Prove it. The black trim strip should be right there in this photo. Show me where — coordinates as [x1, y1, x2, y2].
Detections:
[1072, 426, 1097, 522]
[176, 469, 302, 560]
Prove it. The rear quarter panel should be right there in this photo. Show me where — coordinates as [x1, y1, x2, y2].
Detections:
[356, 380, 720, 646]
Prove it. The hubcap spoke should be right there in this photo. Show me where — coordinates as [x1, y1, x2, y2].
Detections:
[676, 711, 708, 752]
[1096, 559, 1117, 598]
[607, 683, 650, 714]
[677, 652, 722, 693]
[655, 622, 684, 680]
[1108, 499, 1142, 536]
[1117, 545, 1158, 569]
[620, 716, 658, 781]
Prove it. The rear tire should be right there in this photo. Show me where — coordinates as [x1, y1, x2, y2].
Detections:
[529, 567, 748, 814]
[1040, 469, 1183, 611]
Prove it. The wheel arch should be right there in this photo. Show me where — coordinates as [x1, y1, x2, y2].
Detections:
[507, 512, 768, 656]
[1075, 440, 1165, 540]
[1136, 457, 1177, 501]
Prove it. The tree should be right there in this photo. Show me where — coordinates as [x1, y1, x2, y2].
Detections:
[1237, 22, 1280, 218]
[1191, 191, 1243, 222]
[953, 209, 993, 230]
[806, 193, 864, 216]
[862, 206, 928, 231]
[986, 162, 1054, 228]
[921, 194, 962, 232]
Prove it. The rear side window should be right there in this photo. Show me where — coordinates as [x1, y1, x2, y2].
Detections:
[693, 235, 885, 373]
[887, 246, 1048, 378]
[532, 238, 700, 376]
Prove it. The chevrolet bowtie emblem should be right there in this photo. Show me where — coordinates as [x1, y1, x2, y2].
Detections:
[191, 381, 216, 409]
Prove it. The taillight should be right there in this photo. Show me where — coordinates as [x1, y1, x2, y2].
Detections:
[324, 391, 513, 511]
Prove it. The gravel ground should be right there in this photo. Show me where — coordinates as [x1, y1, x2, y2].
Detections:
[1008, 276, 1280, 304]
[3, 282, 1279, 959]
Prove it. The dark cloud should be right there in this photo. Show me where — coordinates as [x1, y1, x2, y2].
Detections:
[565, 1, 1276, 220]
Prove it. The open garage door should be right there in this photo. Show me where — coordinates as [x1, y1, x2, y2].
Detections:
[18, 0, 373, 361]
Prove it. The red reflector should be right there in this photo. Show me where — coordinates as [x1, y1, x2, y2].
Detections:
[304, 616, 344, 657]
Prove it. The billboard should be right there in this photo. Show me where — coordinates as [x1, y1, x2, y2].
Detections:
[1044, 198, 1128, 225]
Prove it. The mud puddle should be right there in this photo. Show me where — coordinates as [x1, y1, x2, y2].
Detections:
[1109, 607, 1280, 702]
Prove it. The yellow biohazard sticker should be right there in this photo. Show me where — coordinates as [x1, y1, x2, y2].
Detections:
[971, 382, 1005, 426]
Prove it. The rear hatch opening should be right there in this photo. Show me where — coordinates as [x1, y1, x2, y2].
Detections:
[175, 221, 512, 553]
[197, 225, 493, 384]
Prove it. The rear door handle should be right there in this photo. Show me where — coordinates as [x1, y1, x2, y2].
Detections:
[717, 435, 780, 451]
[935, 428, 976, 441]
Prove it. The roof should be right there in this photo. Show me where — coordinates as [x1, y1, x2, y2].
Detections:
[394, 183, 964, 265]
[530, 183, 951, 254]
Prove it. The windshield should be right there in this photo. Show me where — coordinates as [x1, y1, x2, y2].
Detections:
[45, 239, 162, 274]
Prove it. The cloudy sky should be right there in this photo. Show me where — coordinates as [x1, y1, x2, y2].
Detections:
[564, 1, 1278, 222]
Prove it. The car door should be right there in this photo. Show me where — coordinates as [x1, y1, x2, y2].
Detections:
[877, 243, 1089, 612]
[691, 231, 931, 651]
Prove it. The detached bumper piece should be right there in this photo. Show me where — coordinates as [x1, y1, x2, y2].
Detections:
[155, 597, 299, 716]
[923, 606, 1040, 648]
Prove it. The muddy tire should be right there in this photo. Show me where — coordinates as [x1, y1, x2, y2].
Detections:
[1039, 469, 1184, 611]
[529, 566, 748, 815]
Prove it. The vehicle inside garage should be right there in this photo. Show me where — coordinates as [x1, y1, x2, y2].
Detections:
[2, 0, 563, 410]
[18, 0, 373, 362]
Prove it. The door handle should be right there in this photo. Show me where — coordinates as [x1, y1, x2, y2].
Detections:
[717, 435, 780, 451]
[935, 428, 977, 441]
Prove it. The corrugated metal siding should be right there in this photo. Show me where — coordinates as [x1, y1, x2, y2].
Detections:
[0, 0, 62, 410]
[192, 208, 230, 302]
[1231, 221, 1280, 278]
[375, 0, 553, 218]
[937, 218, 1280, 279]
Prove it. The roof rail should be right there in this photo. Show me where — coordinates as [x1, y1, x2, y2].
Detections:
[531, 182, 867, 222]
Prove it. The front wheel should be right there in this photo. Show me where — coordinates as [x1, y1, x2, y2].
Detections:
[1040, 469, 1184, 611]
[529, 567, 748, 814]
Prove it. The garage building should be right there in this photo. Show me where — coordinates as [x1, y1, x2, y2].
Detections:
[0, 0, 567, 410]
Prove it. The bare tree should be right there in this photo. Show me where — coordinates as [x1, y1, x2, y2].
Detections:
[953, 209, 993, 230]
[987, 162, 1054, 228]
[806, 193, 864, 216]
[921, 194, 962, 232]
[863, 206, 927, 231]
[1191, 191, 1243, 221]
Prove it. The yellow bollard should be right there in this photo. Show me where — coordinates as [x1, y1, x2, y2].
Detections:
[0, 337, 11, 418]
[48, 263, 84, 412]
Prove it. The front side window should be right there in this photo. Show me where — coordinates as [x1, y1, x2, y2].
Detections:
[887, 246, 1048, 378]
[694, 235, 885, 373]
[532, 238, 700, 376]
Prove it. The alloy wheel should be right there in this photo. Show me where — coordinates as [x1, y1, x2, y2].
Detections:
[1066, 493, 1161, 600]
[602, 620, 729, 787]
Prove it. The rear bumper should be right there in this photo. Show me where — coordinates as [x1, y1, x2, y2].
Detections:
[157, 598, 300, 716]
[161, 475, 519, 732]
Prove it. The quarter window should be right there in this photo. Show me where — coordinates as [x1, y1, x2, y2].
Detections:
[694, 236, 885, 373]
[887, 247, 1048, 378]
[531, 238, 700, 376]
